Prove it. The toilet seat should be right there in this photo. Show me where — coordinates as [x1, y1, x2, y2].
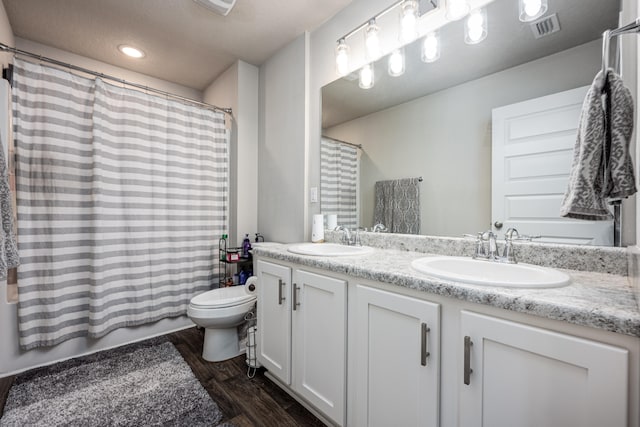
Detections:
[190, 286, 256, 309]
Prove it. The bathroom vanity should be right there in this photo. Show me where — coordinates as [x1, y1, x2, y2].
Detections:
[253, 237, 640, 427]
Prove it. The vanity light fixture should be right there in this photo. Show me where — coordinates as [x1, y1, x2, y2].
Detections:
[118, 45, 145, 59]
[519, 0, 548, 22]
[400, 0, 419, 43]
[421, 32, 440, 62]
[465, 8, 487, 44]
[335, 0, 495, 86]
[334, 0, 426, 77]
[336, 39, 350, 76]
[388, 49, 406, 76]
[359, 63, 375, 89]
[365, 19, 382, 61]
[445, 0, 470, 21]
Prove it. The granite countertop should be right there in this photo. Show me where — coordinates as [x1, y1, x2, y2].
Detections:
[252, 244, 640, 338]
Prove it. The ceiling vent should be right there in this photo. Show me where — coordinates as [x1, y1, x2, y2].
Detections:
[530, 13, 560, 39]
[192, 0, 237, 16]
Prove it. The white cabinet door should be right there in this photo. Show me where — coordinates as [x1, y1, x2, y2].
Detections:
[292, 269, 347, 426]
[353, 285, 440, 427]
[460, 311, 629, 427]
[256, 260, 292, 384]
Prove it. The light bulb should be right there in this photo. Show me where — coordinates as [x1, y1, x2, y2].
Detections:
[359, 64, 374, 89]
[335, 39, 349, 76]
[446, 0, 470, 21]
[467, 10, 484, 28]
[365, 20, 381, 61]
[519, 0, 548, 22]
[400, 1, 419, 43]
[388, 49, 405, 77]
[524, 0, 542, 16]
[467, 26, 484, 42]
[465, 8, 487, 44]
[421, 32, 440, 63]
[118, 45, 145, 58]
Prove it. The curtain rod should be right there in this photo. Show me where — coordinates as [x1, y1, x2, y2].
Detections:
[321, 135, 363, 149]
[0, 42, 233, 116]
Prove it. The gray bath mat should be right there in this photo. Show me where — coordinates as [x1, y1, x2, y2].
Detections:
[0, 336, 223, 426]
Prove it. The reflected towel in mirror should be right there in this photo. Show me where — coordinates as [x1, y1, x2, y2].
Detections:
[374, 177, 421, 234]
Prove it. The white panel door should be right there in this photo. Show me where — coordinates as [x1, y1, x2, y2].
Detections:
[256, 260, 292, 384]
[292, 269, 347, 426]
[353, 285, 440, 427]
[460, 311, 628, 427]
[492, 86, 614, 245]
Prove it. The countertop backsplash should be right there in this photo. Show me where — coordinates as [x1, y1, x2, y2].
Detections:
[324, 231, 628, 276]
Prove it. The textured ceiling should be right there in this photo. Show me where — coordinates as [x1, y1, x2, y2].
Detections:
[2, 0, 353, 90]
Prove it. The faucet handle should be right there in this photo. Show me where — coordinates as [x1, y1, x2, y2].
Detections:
[464, 232, 486, 258]
[352, 229, 362, 246]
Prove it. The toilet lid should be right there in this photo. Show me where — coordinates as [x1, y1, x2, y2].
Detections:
[190, 285, 256, 309]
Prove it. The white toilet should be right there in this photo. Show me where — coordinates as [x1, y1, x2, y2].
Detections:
[187, 285, 257, 362]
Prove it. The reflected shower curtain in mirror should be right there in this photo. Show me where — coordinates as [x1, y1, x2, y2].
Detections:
[13, 59, 228, 350]
[320, 138, 358, 229]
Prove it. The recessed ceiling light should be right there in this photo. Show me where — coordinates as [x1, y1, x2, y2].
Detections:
[118, 45, 145, 59]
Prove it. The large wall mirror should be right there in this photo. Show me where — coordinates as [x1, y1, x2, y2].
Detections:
[321, 0, 631, 246]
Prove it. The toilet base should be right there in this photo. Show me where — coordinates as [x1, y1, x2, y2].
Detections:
[202, 327, 241, 362]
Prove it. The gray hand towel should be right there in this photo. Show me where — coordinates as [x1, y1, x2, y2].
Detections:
[560, 70, 636, 220]
[604, 71, 636, 201]
[374, 178, 421, 234]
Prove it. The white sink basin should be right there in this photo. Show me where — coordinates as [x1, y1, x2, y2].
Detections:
[288, 243, 374, 257]
[410, 256, 570, 288]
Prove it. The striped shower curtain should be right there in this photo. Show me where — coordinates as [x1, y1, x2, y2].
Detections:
[320, 138, 358, 229]
[13, 59, 228, 350]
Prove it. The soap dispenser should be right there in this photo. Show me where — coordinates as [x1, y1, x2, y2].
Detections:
[242, 234, 252, 258]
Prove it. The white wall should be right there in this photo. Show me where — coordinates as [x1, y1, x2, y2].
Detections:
[0, 1, 13, 68]
[237, 62, 260, 246]
[204, 61, 259, 247]
[324, 40, 603, 236]
[204, 63, 239, 244]
[307, 0, 394, 228]
[258, 33, 308, 243]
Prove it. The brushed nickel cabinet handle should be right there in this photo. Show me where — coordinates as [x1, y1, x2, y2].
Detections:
[464, 335, 473, 385]
[292, 283, 300, 311]
[421, 323, 430, 366]
[278, 279, 285, 305]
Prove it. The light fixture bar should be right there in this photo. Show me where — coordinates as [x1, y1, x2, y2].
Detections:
[338, 0, 410, 42]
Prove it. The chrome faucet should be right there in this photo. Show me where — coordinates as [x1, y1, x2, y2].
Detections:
[372, 223, 387, 233]
[466, 228, 539, 264]
[335, 226, 352, 245]
[502, 228, 520, 264]
[483, 230, 499, 261]
[335, 225, 363, 246]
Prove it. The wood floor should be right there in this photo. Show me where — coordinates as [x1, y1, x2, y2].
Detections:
[167, 327, 325, 426]
[0, 327, 324, 427]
